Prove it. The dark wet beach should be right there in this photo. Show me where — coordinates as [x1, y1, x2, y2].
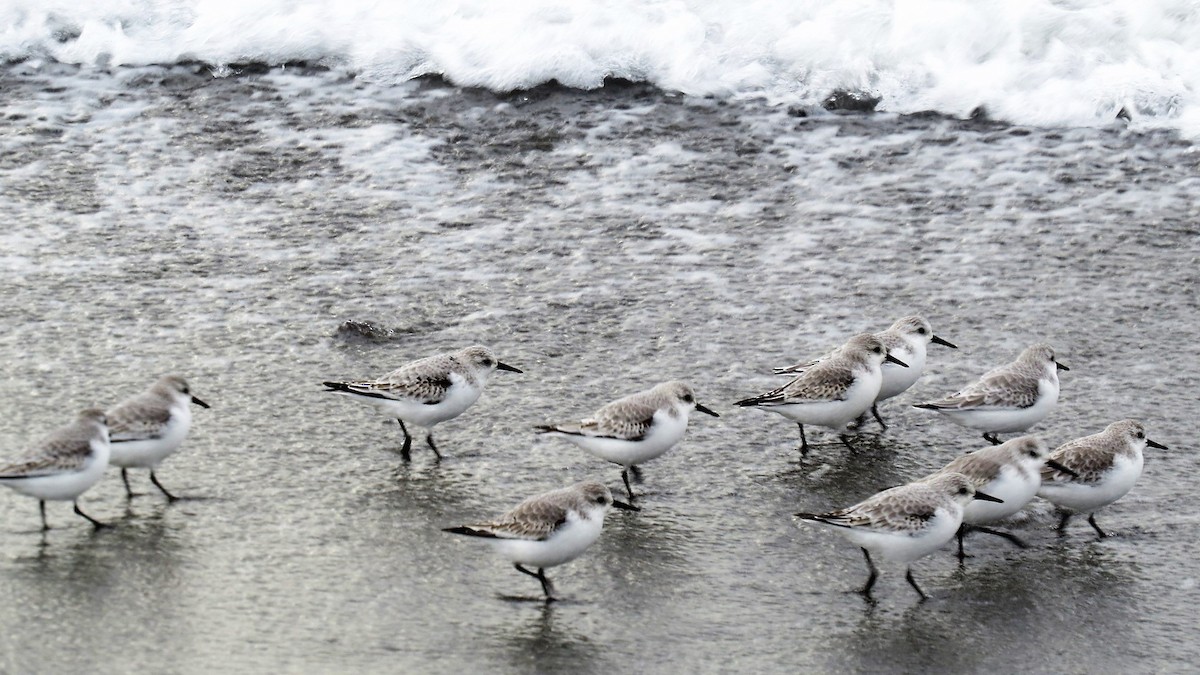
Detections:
[0, 63, 1197, 673]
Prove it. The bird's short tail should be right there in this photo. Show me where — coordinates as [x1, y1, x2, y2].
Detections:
[442, 526, 498, 539]
[322, 381, 352, 393]
[911, 403, 940, 410]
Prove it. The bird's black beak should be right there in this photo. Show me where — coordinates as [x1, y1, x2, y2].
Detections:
[695, 403, 720, 417]
[191, 395, 211, 409]
[930, 335, 957, 348]
[1147, 438, 1168, 450]
[497, 362, 523, 373]
[885, 354, 909, 368]
[973, 491, 1003, 503]
[611, 499, 640, 512]
[1046, 458, 1079, 478]
[1055, 361, 1069, 371]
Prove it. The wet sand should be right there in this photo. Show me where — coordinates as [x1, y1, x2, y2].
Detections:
[0, 63, 1197, 673]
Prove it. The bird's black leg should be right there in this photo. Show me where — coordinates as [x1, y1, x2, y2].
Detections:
[536, 568, 555, 600]
[797, 423, 809, 457]
[629, 465, 643, 482]
[840, 435, 857, 452]
[1057, 512, 1072, 535]
[1087, 514, 1109, 539]
[870, 404, 888, 431]
[40, 500, 48, 531]
[956, 525, 968, 562]
[971, 525, 1028, 549]
[983, 432, 1002, 445]
[426, 433, 442, 460]
[621, 468, 635, 501]
[149, 470, 179, 502]
[859, 548, 878, 599]
[73, 502, 107, 529]
[515, 563, 555, 600]
[905, 567, 929, 601]
[121, 468, 137, 499]
[395, 419, 412, 460]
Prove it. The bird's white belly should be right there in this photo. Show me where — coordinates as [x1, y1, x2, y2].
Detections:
[360, 376, 482, 428]
[877, 344, 925, 401]
[491, 514, 604, 568]
[842, 508, 961, 563]
[109, 411, 191, 468]
[940, 381, 1058, 433]
[1, 442, 110, 501]
[560, 412, 688, 466]
[1038, 454, 1143, 513]
[962, 467, 1038, 524]
[766, 371, 881, 430]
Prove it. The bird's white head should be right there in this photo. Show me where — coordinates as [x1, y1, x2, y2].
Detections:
[1106, 419, 1167, 453]
[572, 481, 633, 521]
[155, 374, 210, 409]
[1001, 435, 1053, 471]
[656, 381, 719, 418]
[889, 315, 956, 349]
[927, 472, 1002, 509]
[844, 333, 909, 370]
[77, 408, 107, 428]
[458, 346, 522, 380]
[1019, 343, 1068, 375]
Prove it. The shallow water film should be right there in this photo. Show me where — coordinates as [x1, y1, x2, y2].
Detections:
[0, 64, 1197, 673]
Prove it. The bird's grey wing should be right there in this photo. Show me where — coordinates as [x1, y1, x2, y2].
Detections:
[939, 451, 1004, 485]
[926, 368, 1039, 410]
[778, 362, 857, 403]
[585, 392, 660, 440]
[480, 498, 570, 541]
[1043, 438, 1114, 484]
[853, 488, 939, 534]
[0, 429, 92, 477]
[107, 394, 172, 442]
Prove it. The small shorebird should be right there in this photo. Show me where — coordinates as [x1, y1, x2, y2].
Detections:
[737, 333, 907, 455]
[914, 343, 1067, 445]
[323, 345, 521, 459]
[0, 408, 111, 530]
[535, 381, 718, 500]
[443, 481, 637, 600]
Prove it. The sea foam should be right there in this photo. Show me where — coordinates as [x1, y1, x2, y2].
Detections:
[2, 0, 1199, 134]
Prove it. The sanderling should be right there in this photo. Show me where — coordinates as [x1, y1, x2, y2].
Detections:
[0, 408, 111, 530]
[106, 374, 210, 502]
[442, 480, 637, 600]
[795, 472, 1002, 600]
[914, 343, 1067, 445]
[1038, 419, 1166, 538]
[535, 381, 718, 500]
[736, 333, 908, 455]
[929, 435, 1076, 559]
[323, 345, 521, 460]
[775, 316, 956, 430]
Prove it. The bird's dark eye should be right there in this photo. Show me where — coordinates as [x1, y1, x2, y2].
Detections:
[1029, 451, 1038, 458]
[918, 327, 927, 334]
[958, 487, 968, 495]
[595, 496, 607, 505]
[481, 358, 493, 367]
[682, 394, 694, 403]
[874, 347, 882, 354]
[1136, 431, 1145, 439]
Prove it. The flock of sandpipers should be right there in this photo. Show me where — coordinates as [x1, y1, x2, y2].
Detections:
[0, 316, 1164, 602]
